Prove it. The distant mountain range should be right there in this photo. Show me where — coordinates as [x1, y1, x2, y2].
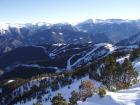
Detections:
[1, 19, 140, 54]
[117, 33, 140, 46]
[77, 19, 140, 42]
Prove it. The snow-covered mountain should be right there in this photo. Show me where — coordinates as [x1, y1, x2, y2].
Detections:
[0, 22, 103, 54]
[77, 19, 136, 25]
[77, 19, 140, 42]
[1, 19, 140, 54]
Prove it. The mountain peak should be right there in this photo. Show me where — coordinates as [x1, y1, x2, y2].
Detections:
[0, 22, 10, 30]
[80, 19, 94, 25]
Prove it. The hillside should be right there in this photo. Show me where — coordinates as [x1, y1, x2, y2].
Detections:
[11, 55, 140, 105]
[78, 59, 140, 105]
[0, 44, 140, 105]
[0, 43, 137, 80]
[117, 33, 140, 46]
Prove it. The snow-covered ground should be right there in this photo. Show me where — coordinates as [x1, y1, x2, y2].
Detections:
[116, 55, 130, 64]
[78, 83, 140, 105]
[78, 59, 140, 105]
[79, 85, 140, 105]
[16, 76, 101, 105]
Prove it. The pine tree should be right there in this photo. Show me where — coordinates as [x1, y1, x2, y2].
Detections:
[34, 95, 43, 105]
[122, 59, 138, 86]
[98, 86, 106, 97]
[69, 91, 79, 105]
[34, 101, 43, 105]
[115, 62, 123, 81]
[51, 93, 68, 105]
[130, 48, 140, 61]
[102, 56, 117, 89]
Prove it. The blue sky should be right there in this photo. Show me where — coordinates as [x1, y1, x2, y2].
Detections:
[0, 0, 140, 23]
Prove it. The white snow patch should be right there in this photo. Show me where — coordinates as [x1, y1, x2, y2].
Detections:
[0, 22, 9, 30]
[59, 32, 63, 35]
[52, 32, 56, 35]
[103, 43, 115, 52]
[36, 22, 51, 27]
[53, 43, 65, 46]
[7, 80, 15, 84]
[116, 55, 130, 64]
[79, 85, 140, 105]
[88, 41, 92, 43]
[134, 61, 140, 74]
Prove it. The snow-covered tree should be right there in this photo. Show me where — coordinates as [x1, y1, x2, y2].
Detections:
[51, 93, 68, 105]
[69, 91, 79, 105]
